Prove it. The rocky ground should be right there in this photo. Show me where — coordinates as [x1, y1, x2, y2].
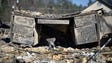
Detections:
[0, 40, 112, 63]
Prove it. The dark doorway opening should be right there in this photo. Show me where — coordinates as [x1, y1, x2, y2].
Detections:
[36, 18, 75, 48]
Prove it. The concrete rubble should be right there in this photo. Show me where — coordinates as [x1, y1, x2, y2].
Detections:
[0, 41, 112, 63]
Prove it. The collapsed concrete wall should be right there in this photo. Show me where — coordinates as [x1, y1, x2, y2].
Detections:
[74, 14, 98, 45]
[12, 15, 36, 46]
[11, 12, 112, 47]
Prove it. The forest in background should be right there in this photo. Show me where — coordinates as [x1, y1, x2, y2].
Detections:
[0, 0, 95, 22]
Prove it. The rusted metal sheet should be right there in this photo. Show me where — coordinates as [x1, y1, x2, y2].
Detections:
[14, 15, 35, 27]
[38, 19, 69, 24]
[75, 24, 97, 45]
[75, 14, 97, 27]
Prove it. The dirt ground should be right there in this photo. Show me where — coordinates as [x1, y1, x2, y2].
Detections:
[0, 40, 112, 63]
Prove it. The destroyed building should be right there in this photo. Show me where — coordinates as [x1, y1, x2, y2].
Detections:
[1, 11, 112, 63]
[8, 0, 112, 48]
[0, 0, 111, 48]
[0, 0, 112, 63]
[11, 12, 112, 48]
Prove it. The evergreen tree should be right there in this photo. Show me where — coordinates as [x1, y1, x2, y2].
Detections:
[88, 0, 93, 6]
[101, 0, 112, 6]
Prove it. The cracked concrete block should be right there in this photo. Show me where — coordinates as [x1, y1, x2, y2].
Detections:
[75, 24, 97, 45]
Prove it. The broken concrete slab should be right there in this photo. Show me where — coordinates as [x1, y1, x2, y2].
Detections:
[12, 15, 36, 46]
[75, 24, 98, 45]
[14, 15, 35, 28]
[75, 14, 97, 28]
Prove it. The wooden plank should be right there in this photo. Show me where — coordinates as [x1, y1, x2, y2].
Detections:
[75, 14, 97, 27]
[38, 19, 69, 24]
[14, 15, 35, 27]
[75, 24, 97, 45]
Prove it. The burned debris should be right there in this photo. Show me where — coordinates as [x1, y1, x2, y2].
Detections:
[0, 41, 112, 63]
[1, 9, 111, 63]
[0, 1, 112, 63]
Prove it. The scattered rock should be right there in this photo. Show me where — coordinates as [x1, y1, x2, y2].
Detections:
[1, 45, 15, 53]
[0, 42, 112, 63]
